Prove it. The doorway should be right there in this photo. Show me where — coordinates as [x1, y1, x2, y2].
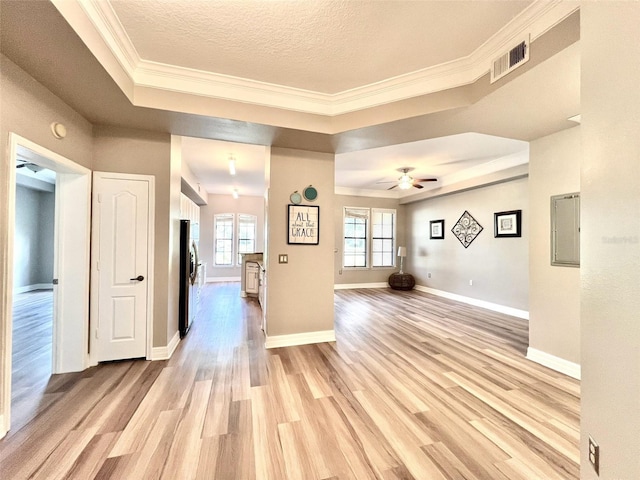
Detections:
[11, 158, 56, 432]
[0, 133, 91, 438]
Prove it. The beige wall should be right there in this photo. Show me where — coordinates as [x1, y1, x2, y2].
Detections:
[0, 56, 94, 170]
[93, 126, 177, 347]
[266, 148, 335, 337]
[199, 194, 265, 280]
[167, 141, 182, 343]
[528, 126, 580, 364]
[0, 55, 95, 424]
[406, 178, 529, 311]
[334, 195, 406, 285]
[581, 4, 640, 479]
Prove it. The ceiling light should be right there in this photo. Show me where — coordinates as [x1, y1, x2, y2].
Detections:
[398, 173, 413, 190]
[232, 188, 239, 199]
[228, 155, 236, 176]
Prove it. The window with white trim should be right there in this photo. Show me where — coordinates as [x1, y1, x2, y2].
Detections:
[343, 207, 396, 268]
[237, 214, 257, 265]
[214, 213, 234, 266]
[343, 208, 368, 267]
[372, 209, 395, 267]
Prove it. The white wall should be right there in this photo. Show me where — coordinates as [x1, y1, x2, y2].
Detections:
[581, 4, 640, 479]
[528, 126, 580, 366]
[406, 177, 529, 312]
[199, 194, 265, 281]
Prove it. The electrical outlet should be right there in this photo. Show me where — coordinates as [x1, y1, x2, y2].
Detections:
[469, 279, 473, 286]
[588, 436, 600, 475]
[427, 272, 431, 278]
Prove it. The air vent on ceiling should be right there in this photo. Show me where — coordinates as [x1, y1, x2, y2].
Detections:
[490, 36, 530, 83]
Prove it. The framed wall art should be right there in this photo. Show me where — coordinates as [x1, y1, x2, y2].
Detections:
[494, 210, 522, 238]
[451, 210, 483, 248]
[430, 219, 445, 239]
[288, 204, 319, 245]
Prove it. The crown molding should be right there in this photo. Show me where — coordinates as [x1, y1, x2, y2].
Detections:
[53, 0, 579, 116]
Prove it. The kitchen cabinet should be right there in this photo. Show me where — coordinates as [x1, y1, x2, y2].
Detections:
[246, 262, 259, 294]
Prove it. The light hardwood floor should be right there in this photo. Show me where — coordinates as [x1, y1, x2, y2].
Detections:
[0, 283, 580, 479]
[9, 289, 58, 435]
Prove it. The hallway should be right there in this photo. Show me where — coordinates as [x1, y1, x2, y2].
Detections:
[0, 283, 579, 479]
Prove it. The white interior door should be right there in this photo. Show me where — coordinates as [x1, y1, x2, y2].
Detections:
[93, 173, 152, 362]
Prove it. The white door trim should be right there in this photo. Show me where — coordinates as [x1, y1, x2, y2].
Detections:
[1, 133, 91, 439]
[89, 172, 155, 366]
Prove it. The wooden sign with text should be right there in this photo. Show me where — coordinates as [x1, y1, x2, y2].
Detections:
[288, 205, 319, 245]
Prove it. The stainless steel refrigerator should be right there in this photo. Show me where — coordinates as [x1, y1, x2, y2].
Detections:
[179, 219, 197, 337]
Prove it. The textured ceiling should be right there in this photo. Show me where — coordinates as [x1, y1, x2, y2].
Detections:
[110, 0, 531, 93]
[1, 0, 579, 199]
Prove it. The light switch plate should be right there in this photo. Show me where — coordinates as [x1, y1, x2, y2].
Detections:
[278, 254, 288, 264]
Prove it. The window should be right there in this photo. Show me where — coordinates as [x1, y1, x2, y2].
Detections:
[343, 207, 396, 268]
[237, 214, 257, 264]
[372, 209, 395, 267]
[214, 213, 258, 267]
[214, 214, 234, 266]
[344, 208, 368, 267]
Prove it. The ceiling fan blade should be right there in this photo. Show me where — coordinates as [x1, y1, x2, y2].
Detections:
[413, 184, 424, 189]
[16, 164, 27, 168]
[387, 184, 398, 190]
[375, 180, 396, 184]
[415, 178, 438, 182]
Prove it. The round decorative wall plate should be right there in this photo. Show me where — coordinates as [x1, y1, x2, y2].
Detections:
[290, 191, 302, 205]
[303, 185, 318, 202]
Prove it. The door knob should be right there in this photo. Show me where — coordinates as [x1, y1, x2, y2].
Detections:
[130, 275, 145, 281]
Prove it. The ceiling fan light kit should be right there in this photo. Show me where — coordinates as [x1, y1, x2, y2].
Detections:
[398, 174, 413, 190]
[383, 167, 437, 190]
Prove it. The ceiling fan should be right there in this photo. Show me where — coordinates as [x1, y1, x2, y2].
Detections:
[16, 159, 44, 173]
[378, 167, 437, 190]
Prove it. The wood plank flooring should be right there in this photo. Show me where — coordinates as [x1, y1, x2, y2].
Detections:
[0, 283, 580, 479]
[9, 289, 56, 434]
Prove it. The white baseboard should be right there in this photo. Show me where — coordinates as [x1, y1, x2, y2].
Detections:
[13, 283, 52, 294]
[334, 282, 388, 290]
[414, 285, 529, 320]
[265, 329, 336, 349]
[0, 414, 6, 440]
[526, 347, 581, 380]
[206, 276, 241, 283]
[150, 330, 181, 360]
